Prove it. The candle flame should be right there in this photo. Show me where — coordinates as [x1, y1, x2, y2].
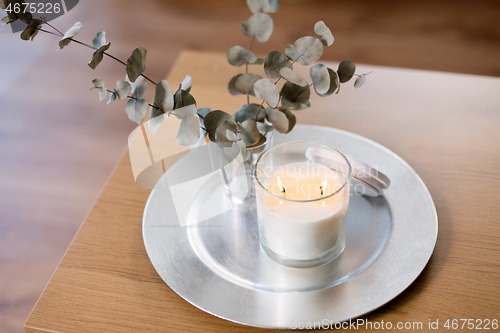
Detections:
[277, 176, 286, 193]
[320, 179, 328, 196]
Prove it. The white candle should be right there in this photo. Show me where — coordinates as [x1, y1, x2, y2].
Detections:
[256, 162, 350, 262]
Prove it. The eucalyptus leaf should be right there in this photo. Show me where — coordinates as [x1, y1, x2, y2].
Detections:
[115, 81, 131, 100]
[279, 68, 308, 86]
[126, 47, 147, 83]
[1, 16, 11, 26]
[226, 129, 238, 142]
[174, 86, 196, 109]
[88, 42, 110, 70]
[153, 80, 174, 113]
[241, 13, 273, 43]
[282, 108, 296, 133]
[285, 36, 323, 66]
[107, 90, 116, 105]
[266, 107, 289, 133]
[20, 19, 42, 41]
[59, 22, 82, 49]
[215, 119, 237, 147]
[131, 76, 148, 100]
[254, 78, 279, 108]
[204, 110, 233, 141]
[235, 73, 262, 96]
[257, 122, 274, 133]
[280, 81, 311, 110]
[181, 75, 192, 92]
[310, 64, 330, 95]
[0, 1, 5, 10]
[234, 103, 265, 123]
[92, 31, 106, 49]
[176, 115, 200, 146]
[227, 45, 258, 67]
[337, 61, 356, 83]
[314, 21, 334, 46]
[125, 98, 149, 124]
[320, 68, 339, 96]
[354, 74, 367, 88]
[263, 51, 291, 79]
[228, 74, 242, 96]
[253, 58, 265, 65]
[237, 120, 259, 145]
[92, 78, 107, 102]
[174, 104, 197, 118]
[246, 0, 279, 14]
[197, 107, 211, 118]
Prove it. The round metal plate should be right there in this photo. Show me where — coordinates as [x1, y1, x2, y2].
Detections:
[142, 125, 438, 329]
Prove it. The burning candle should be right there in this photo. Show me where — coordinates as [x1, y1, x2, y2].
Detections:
[255, 142, 351, 268]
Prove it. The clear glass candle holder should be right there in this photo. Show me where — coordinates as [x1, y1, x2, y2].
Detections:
[254, 141, 352, 268]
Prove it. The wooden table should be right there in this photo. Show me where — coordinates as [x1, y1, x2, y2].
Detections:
[24, 51, 500, 332]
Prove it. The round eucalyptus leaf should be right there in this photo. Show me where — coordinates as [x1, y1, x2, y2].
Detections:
[237, 120, 259, 145]
[257, 122, 274, 133]
[282, 108, 296, 133]
[20, 19, 42, 41]
[235, 103, 265, 123]
[125, 98, 149, 125]
[235, 73, 262, 95]
[126, 47, 147, 83]
[88, 42, 110, 70]
[197, 107, 211, 118]
[253, 58, 265, 65]
[227, 45, 258, 67]
[107, 90, 117, 105]
[354, 74, 367, 89]
[279, 68, 308, 87]
[153, 80, 174, 113]
[174, 104, 197, 118]
[241, 13, 273, 43]
[246, 0, 279, 14]
[264, 50, 291, 79]
[318, 68, 339, 96]
[310, 64, 330, 95]
[204, 110, 233, 142]
[174, 86, 196, 109]
[280, 81, 311, 110]
[1, 16, 11, 26]
[181, 75, 192, 92]
[0, 1, 6, 10]
[92, 79, 107, 102]
[338, 61, 356, 83]
[215, 119, 237, 147]
[176, 115, 201, 146]
[226, 129, 238, 142]
[148, 113, 164, 134]
[254, 79, 279, 108]
[115, 81, 131, 100]
[266, 107, 289, 133]
[92, 31, 106, 49]
[285, 36, 323, 66]
[314, 21, 334, 46]
[131, 76, 148, 100]
[59, 22, 82, 49]
[228, 74, 242, 96]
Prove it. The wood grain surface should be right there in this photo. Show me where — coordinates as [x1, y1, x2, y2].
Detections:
[24, 50, 500, 332]
[1, 0, 499, 332]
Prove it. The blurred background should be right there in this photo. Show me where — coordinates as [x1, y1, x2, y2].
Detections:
[0, 0, 499, 331]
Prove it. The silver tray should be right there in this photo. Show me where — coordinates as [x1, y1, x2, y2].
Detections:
[142, 125, 438, 329]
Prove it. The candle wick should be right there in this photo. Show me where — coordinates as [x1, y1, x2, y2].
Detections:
[320, 186, 324, 197]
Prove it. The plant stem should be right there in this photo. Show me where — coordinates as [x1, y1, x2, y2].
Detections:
[36, 25, 157, 85]
[254, 99, 265, 121]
